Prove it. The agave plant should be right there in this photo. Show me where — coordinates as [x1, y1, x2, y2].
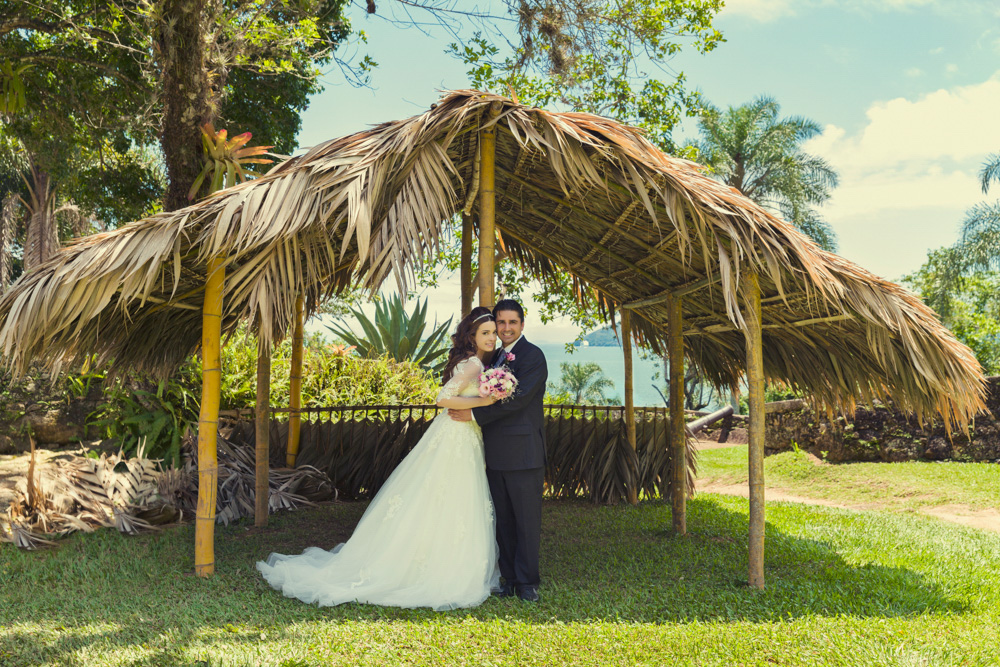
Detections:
[327, 294, 452, 375]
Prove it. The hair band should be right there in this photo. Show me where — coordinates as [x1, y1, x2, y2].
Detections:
[472, 312, 494, 324]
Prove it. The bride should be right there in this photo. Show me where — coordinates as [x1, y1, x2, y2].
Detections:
[257, 306, 501, 610]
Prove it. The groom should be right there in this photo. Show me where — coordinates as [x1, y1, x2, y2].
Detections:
[450, 299, 547, 602]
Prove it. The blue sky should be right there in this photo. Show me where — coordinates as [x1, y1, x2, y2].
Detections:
[299, 0, 1000, 341]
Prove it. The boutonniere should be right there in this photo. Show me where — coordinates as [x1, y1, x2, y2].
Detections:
[503, 351, 516, 363]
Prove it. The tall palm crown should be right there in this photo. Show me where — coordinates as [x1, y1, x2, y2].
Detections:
[957, 152, 1000, 271]
[691, 96, 839, 251]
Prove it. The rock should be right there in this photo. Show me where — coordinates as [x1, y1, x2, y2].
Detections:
[881, 437, 918, 462]
[19, 408, 86, 445]
[921, 436, 951, 460]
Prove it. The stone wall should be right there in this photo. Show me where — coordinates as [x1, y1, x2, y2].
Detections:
[764, 377, 1000, 463]
[0, 369, 104, 453]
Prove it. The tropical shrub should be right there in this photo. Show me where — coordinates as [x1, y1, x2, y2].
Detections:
[218, 327, 438, 410]
[81, 326, 438, 463]
[326, 294, 452, 375]
[87, 365, 201, 467]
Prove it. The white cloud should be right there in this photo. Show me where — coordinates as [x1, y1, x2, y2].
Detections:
[804, 73, 1000, 277]
[904, 67, 924, 77]
[946, 63, 959, 74]
[929, 46, 945, 54]
[720, 0, 798, 21]
[806, 74, 1000, 169]
[723, 0, 983, 22]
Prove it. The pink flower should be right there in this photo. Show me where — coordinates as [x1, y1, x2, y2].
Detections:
[506, 353, 516, 362]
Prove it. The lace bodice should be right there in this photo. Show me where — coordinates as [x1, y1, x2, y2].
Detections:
[436, 356, 485, 402]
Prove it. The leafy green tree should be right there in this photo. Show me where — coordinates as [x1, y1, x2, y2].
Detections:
[903, 247, 1000, 374]
[1, 1, 355, 214]
[451, 0, 723, 155]
[326, 294, 453, 374]
[548, 361, 616, 405]
[0, 1, 160, 269]
[688, 96, 839, 251]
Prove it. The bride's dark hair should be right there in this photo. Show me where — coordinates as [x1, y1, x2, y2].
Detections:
[441, 306, 494, 384]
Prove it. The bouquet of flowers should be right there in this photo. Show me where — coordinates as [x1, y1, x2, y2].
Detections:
[479, 367, 518, 402]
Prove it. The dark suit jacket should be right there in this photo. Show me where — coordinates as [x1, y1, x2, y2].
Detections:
[473, 337, 548, 471]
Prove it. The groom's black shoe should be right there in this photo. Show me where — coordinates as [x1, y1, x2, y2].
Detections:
[492, 583, 516, 598]
[517, 586, 540, 603]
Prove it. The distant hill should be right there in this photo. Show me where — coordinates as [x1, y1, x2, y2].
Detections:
[575, 327, 620, 347]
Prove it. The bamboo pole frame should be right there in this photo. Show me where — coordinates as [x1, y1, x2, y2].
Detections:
[744, 271, 766, 589]
[195, 255, 225, 577]
[478, 109, 498, 307]
[254, 342, 271, 527]
[286, 295, 305, 468]
[667, 294, 686, 535]
[621, 309, 638, 505]
[461, 213, 474, 316]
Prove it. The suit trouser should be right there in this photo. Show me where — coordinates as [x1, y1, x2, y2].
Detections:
[486, 466, 544, 588]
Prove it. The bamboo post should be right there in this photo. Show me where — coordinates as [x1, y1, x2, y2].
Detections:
[286, 295, 304, 468]
[195, 255, 225, 577]
[461, 212, 474, 316]
[744, 271, 766, 589]
[254, 341, 271, 527]
[667, 294, 686, 535]
[478, 103, 501, 307]
[621, 310, 638, 505]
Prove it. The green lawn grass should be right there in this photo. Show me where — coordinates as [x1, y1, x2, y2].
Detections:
[3, 491, 1000, 666]
[698, 445, 1000, 511]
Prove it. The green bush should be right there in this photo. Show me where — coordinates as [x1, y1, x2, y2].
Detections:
[217, 327, 439, 409]
[83, 326, 439, 462]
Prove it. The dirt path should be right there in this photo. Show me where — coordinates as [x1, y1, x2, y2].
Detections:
[692, 440, 1000, 533]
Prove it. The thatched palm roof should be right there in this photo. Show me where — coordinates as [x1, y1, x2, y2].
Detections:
[0, 90, 985, 428]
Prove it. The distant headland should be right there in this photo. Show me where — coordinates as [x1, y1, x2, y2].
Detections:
[574, 327, 620, 347]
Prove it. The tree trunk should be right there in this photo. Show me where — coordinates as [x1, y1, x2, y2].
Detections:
[155, 0, 213, 211]
[0, 194, 18, 289]
[22, 164, 57, 272]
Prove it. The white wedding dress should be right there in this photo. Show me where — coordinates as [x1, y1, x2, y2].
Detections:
[257, 356, 500, 610]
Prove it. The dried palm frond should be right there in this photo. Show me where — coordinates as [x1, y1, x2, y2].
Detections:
[0, 90, 985, 432]
[1, 434, 336, 549]
[181, 431, 335, 526]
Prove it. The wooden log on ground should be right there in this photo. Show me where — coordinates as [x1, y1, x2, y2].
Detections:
[686, 405, 735, 435]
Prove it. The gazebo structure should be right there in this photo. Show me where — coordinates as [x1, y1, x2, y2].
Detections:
[0, 91, 985, 588]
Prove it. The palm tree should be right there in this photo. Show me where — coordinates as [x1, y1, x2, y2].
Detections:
[691, 96, 839, 251]
[549, 362, 616, 405]
[957, 153, 1000, 272]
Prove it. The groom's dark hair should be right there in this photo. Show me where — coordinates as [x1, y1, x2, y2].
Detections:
[493, 299, 524, 322]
